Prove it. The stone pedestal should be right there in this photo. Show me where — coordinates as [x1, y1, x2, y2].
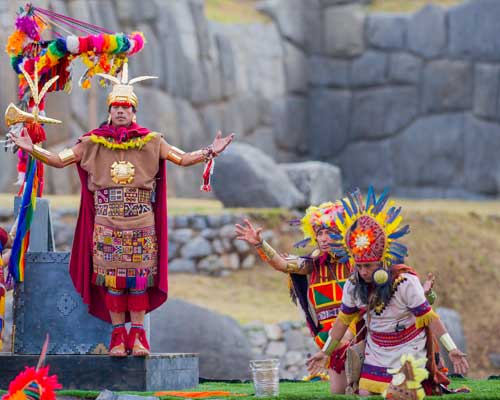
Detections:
[0, 353, 199, 391]
[13, 252, 111, 354]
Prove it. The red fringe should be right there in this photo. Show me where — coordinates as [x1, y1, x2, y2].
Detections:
[128, 291, 149, 311]
[104, 291, 127, 312]
[127, 327, 150, 351]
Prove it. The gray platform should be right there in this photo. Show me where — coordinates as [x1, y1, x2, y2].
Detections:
[0, 353, 199, 391]
[13, 252, 112, 354]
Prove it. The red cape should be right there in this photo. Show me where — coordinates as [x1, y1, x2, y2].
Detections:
[69, 125, 168, 323]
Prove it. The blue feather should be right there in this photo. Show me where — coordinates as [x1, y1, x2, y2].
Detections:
[339, 255, 350, 263]
[366, 186, 375, 210]
[288, 219, 301, 226]
[341, 198, 353, 218]
[329, 233, 343, 240]
[337, 212, 345, 225]
[352, 188, 364, 212]
[387, 207, 401, 224]
[388, 225, 410, 239]
[373, 187, 390, 214]
[293, 238, 311, 248]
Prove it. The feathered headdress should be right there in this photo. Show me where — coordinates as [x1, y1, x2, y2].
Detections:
[330, 187, 410, 267]
[383, 354, 428, 400]
[294, 201, 345, 248]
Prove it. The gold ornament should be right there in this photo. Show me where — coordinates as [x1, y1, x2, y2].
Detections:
[373, 268, 389, 285]
[110, 161, 135, 184]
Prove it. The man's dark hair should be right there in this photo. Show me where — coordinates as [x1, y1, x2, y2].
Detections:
[353, 268, 393, 309]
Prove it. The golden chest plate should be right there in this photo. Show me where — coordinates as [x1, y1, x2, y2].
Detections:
[110, 161, 135, 184]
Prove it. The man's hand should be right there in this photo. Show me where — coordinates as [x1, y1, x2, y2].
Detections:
[211, 130, 234, 155]
[449, 349, 469, 375]
[235, 219, 263, 246]
[306, 351, 329, 376]
[423, 272, 435, 294]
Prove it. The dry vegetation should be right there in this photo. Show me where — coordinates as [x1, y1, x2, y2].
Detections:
[204, 0, 465, 24]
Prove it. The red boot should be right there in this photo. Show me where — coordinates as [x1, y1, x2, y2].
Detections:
[128, 325, 150, 357]
[109, 326, 128, 357]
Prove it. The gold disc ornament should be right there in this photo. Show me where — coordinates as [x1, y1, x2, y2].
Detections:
[110, 161, 135, 184]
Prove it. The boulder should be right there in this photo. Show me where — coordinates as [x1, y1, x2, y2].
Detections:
[242, 127, 278, 159]
[282, 161, 343, 205]
[151, 299, 253, 379]
[284, 42, 309, 93]
[212, 143, 305, 208]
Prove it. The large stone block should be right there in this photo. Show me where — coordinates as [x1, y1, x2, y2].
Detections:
[464, 115, 500, 195]
[273, 96, 308, 154]
[473, 64, 500, 120]
[449, 0, 500, 61]
[351, 50, 388, 87]
[151, 299, 253, 380]
[308, 88, 351, 157]
[212, 143, 305, 208]
[282, 161, 343, 205]
[407, 4, 446, 59]
[284, 41, 308, 93]
[351, 87, 418, 140]
[242, 127, 278, 159]
[13, 253, 111, 355]
[388, 52, 423, 84]
[215, 31, 237, 98]
[366, 13, 407, 50]
[421, 60, 473, 113]
[324, 5, 365, 57]
[308, 56, 351, 87]
[333, 139, 395, 190]
[0, 354, 198, 391]
[257, 0, 307, 47]
[13, 198, 55, 252]
[391, 113, 465, 188]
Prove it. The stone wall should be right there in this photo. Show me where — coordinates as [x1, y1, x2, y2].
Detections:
[300, 0, 500, 198]
[2, 0, 500, 199]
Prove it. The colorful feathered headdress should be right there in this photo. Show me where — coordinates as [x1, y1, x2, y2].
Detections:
[330, 187, 410, 266]
[383, 354, 428, 400]
[295, 201, 345, 248]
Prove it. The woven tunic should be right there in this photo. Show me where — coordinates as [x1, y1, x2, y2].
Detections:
[341, 273, 431, 394]
[79, 133, 162, 290]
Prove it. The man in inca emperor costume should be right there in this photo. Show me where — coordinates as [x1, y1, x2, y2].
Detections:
[9, 63, 234, 357]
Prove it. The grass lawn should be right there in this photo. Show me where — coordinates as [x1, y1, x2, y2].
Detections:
[37, 378, 500, 399]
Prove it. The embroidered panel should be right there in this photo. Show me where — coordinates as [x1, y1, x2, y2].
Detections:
[94, 187, 153, 217]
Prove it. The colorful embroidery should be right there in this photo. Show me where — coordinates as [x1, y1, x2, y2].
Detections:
[95, 188, 152, 217]
[370, 324, 424, 347]
[93, 223, 157, 289]
[410, 300, 431, 317]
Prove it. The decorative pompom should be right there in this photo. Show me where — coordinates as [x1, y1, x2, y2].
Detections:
[15, 15, 40, 41]
[66, 35, 80, 53]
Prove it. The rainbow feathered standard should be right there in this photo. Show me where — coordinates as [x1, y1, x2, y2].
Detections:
[6, 3, 146, 107]
[9, 157, 39, 283]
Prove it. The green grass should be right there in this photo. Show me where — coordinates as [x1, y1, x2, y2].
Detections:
[16, 378, 497, 400]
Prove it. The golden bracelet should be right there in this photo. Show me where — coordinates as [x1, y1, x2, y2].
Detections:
[439, 333, 457, 352]
[58, 148, 76, 163]
[32, 144, 51, 163]
[255, 240, 277, 262]
[322, 336, 340, 356]
[166, 146, 186, 165]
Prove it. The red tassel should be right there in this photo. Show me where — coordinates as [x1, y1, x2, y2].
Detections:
[104, 291, 127, 313]
[200, 159, 214, 192]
